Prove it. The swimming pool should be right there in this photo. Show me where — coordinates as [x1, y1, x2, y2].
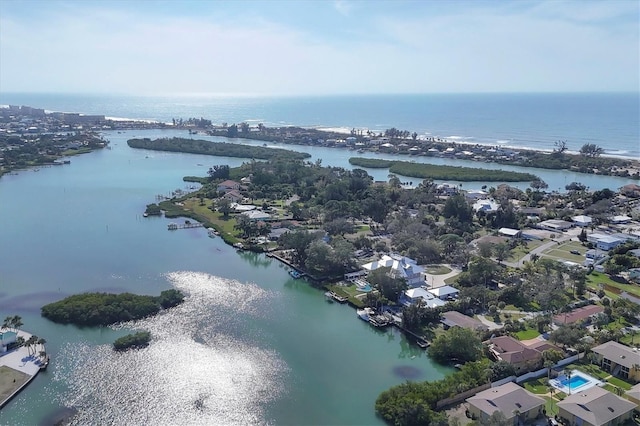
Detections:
[549, 369, 602, 394]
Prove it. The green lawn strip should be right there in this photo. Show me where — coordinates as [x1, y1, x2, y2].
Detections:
[566, 363, 610, 380]
[607, 376, 633, 391]
[444, 276, 458, 285]
[507, 240, 545, 262]
[542, 248, 584, 263]
[424, 265, 452, 275]
[325, 284, 364, 307]
[544, 396, 559, 417]
[523, 378, 549, 394]
[602, 383, 618, 393]
[587, 272, 640, 299]
[515, 328, 540, 340]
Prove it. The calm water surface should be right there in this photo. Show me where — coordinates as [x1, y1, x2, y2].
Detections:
[0, 132, 453, 425]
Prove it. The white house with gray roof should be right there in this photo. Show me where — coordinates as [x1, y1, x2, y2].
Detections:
[466, 382, 545, 424]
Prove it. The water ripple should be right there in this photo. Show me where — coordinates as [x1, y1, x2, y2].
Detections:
[54, 271, 288, 425]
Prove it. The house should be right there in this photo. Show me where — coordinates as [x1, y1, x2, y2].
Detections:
[557, 386, 635, 426]
[241, 210, 271, 221]
[466, 382, 545, 424]
[428, 285, 459, 300]
[488, 336, 544, 374]
[587, 233, 626, 251]
[268, 227, 290, 241]
[553, 305, 604, 326]
[518, 207, 545, 217]
[473, 199, 500, 213]
[441, 311, 488, 331]
[591, 341, 640, 382]
[221, 189, 243, 203]
[538, 219, 573, 232]
[620, 184, 640, 198]
[609, 215, 632, 225]
[586, 249, 607, 260]
[217, 179, 240, 193]
[498, 228, 522, 238]
[628, 248, 640, 258]
[0, 331, 17, 353]
[629, 268, 640, 282]
[572, 215, 593, 227]
[403, 288, 446, 308]
[464, 190, 488, 200]
[625, 383, 640, 407]
[362, 254, 425, 288]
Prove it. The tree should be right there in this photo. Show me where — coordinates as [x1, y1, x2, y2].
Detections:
[477, 241, 493, 258]
[207, 164, 230, 180]
[443, 194, 473, 223]
[580, 143, 604, 158]
[216, 197, 232, 218]
[478, 410, 511, 426]
[542, 349, 564, 378]
[11, 315, 23, 333]
[428, 327, 482, 364]
[553, 140, 568, 154]
[493, 243, 510, 264]
[367, 266, 407, 302]
[279, 230, 322, 265]
[530, 179, 548, 191]
[550, 324, 585, 348]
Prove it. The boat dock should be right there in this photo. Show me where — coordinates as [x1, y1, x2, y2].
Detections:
[167, 222, 203, 230]
[325, 291, 348, 303]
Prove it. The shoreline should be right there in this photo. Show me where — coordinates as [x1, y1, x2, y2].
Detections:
[0, 329, 47, 409]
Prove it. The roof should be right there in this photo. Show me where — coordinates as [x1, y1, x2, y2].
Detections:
[218, 179, 239, 188]
[591, 341, 639, 369]
[489, 336, 542, 364]
[241, 210, 271, 220]
[467, 382, 545, 420]
[557, 386, 635, 425]
[405, 288, 434, 300]
[553, 305, 604, 325]
[498, 228, 521, 236]
[572, 215, 593, 223]
[428, 285, 459, 297]
[626, 383, 640, 403]
[362, 254, 424, 279]
[539, 219, 573, 228]
[610, 215, 632, 223]
[441, 311, 488, 331]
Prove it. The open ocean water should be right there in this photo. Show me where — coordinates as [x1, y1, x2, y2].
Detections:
[1, 92, 638, 159]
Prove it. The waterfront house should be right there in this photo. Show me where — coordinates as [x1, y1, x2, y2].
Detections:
[241, 210, 271, 222]
[466, 382, 545, 424]
[0, 331, 17, 353]
[217, 179, 240, 193]
[403, 288, 446, 308]
[591, 341, 640, 382]
[427, 285, 459, 300]
[557, 386, 635, 426]
[440, 311, 488, 331]
[464, 189, 488, 200]
[361, 254, 425, 288]
[487, 336, 544, 374]
[553, 305, 604, 326]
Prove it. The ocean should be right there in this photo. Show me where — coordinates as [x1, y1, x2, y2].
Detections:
[1, 92, 638, 159]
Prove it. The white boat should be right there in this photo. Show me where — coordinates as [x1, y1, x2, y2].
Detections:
[356, 307, 375, 321]
[207, 228, 216, 238]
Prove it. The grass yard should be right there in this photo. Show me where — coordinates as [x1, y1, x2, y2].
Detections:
[565, 362, 610, 380]
[507, 240, 545, 262]
[544, 396, 559, 417]
[607, 376, 633, 391]
[587, 272, 640, 299]
[424, 265, 452, 275]
[515, 328, 540, 340]
[0, 366, 30, 404]
[523, 378, 549, 394]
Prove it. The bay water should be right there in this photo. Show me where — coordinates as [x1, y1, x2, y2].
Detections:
[0, 132, 452, 425]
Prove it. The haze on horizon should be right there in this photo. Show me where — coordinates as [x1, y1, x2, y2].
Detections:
[0, 0, 638, 96]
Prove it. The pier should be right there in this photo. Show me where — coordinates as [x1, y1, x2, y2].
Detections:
[167, 222, 203, 230]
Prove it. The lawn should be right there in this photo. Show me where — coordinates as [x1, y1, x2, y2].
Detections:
[565, 362, 610, 380]
[507, 240, 544, 262]
[424, 265, 452, 275]
[515, 328, 540, 340]
[544, 396, 559, 417]
[587, 272, 640, 299]
[325, 283, 365, 307]
[523, 378, 549, 394]
[607, 376, 633, 391]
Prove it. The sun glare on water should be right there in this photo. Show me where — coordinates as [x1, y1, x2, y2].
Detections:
[53, 271, 287, 425]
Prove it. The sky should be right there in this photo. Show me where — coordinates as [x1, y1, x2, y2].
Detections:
[0, 0, 638, 95]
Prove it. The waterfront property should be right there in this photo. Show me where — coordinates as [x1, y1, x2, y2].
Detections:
[557, 386, 635, 426]
[440, 311, 488, 332]
[361, 254, 425, 288]
[487, 336, 562, 375]
[466, 382, 545, 424]
[0, 330, 46, 408]
[591, 341, 640, 382]
[0, 331, 17, 353]
[549, 369, 603, 395]
[403, 288, 446, 308]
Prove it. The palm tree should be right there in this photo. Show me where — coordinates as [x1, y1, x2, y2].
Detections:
[11, 315, 23, 333]
[2, 316, 12, 331]
[25, 335, 37, 356]
[564, 369, 573, 395]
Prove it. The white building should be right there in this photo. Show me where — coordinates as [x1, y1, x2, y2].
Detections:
[362, 254, 425, 288]
[404, 288, 446, 308]
[428, 285, 459, 300]
[572, 215, 593, 227]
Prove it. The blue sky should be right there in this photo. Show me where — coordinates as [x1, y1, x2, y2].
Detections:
[0, 0, 638, 95]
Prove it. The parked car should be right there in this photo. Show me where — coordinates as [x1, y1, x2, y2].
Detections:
[570, 250, 581, 255]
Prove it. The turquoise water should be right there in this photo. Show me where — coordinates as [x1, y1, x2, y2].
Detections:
[1, 92, 638, 158]
[0, 133, 453, 425]
[561, 375, 588, 389]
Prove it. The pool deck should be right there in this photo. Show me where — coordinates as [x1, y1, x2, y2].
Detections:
[549, 369, 603, 395]
[0, 330, 45, 408]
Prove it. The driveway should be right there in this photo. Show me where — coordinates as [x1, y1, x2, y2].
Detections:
[424, 265, 461, 288]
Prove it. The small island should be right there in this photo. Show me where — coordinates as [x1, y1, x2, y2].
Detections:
[113, 331, 152, 351]
[41, 289, 185, 326]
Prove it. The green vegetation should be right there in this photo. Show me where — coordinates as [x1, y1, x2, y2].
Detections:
[587, 272, 640, 299]
[145, 203, 162, 216]
[41, 289, 185, 326]
[113, 331, 152, 351]
[127, 137, 310, 160]
[428, 326, 483, 363]
[375, 360, 489, 425]
[348, 157, 538, 181]
[522, 378, 549, 394]
[514, 328, 540, 340]
[424, 265, 452, 275]
[606, 376, 633, 391]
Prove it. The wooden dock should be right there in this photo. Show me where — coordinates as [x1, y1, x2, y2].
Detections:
[167, 222, 203, 230]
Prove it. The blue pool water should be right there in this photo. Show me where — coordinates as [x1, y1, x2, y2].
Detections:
[561, 375, 588, 389]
